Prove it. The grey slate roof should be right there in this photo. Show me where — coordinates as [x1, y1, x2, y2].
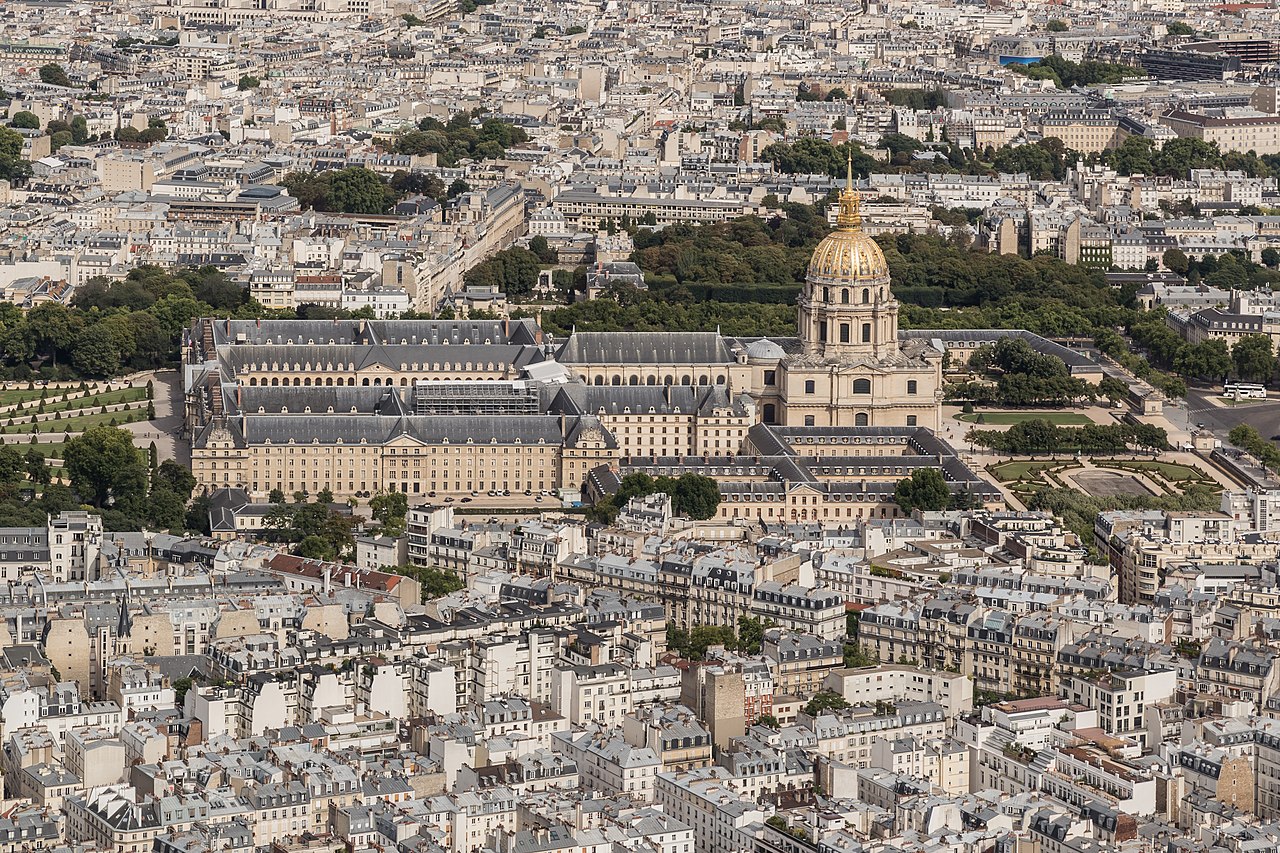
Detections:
[556, 331, 734, 365]
[546, 383, 742, 417]
[196, 415, 568, 448]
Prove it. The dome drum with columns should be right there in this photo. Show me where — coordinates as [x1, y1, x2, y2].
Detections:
[554, 156, 945, 433]
[748, 156, 944, 430]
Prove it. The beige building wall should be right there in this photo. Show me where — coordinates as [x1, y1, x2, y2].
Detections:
[98, 157, 155, 193]
[44, 618, 92, 697]
[301, 603, 349, 640]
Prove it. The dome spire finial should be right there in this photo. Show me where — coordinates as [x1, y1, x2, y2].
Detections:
[836, 148, 861, 230]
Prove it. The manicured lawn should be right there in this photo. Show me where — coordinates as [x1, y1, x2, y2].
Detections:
[0, 386, 146, 414]
[957, 411, 1093, 426]
[989, 461, 1066, 482]
[25, 443, 65, 458]
[39, 387, 147, 414]
[0, 408, 148, 435]
[0, 441, 65, 458]
[1097, 460, 1211, 482]
[0, 388, 50, 406]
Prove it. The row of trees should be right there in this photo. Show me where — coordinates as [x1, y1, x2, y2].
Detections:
[1106, 136, 1280, 180]
[530, 222, 1134, 343]
[526, 294, 797, 339]
[0, 264, 410, 383]
[965, 336, 1093, 406]
[0, 266, 252, 381]
[759, 132, 1280, 188]
[58, 424, 201, 532]
[1161, 248, 1280, 290]
[588, 471, 721, 524]
[966, 420, 1169, 454]
[1008, 55, 1142, 88]
[1127, 310, 1277, 383]
[622, 215, 1128, 339]
[383, 564, 465, 602]
[633, 204, 831, 289]
[1227, 425, 1280, 476]
[1091, 327, 1187, 400]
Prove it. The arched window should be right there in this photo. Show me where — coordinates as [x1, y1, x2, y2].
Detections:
[862, 324, 871, 343]
[862, 288, 870, 304]
[855, 413, 869, 426]
[907, 380, 918, 395]
[852, 378, 870, 394]
[841, 289, 850, 304]
[628, 376, 639, 385]
[611, 375, 622, 386]
[840, 324, 850, 343]
[646, 375, 657, 385]
[594, 376, 604, 386]
[763, 404, 777, 424]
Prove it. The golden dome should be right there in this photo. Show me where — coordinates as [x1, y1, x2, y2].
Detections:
[806, 160, 888, 284]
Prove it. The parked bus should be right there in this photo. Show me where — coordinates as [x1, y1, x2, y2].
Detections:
[1222, 383, 1267, 399]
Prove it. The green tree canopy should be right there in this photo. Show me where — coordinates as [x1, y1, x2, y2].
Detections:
[64, 425, 148, 507]
[370, 490, 409, 536]
[1232, 334, 1275, 383]
[894, 468, 951, 514]
[39, 63, 71, 87]
[803, 690, 851, 716]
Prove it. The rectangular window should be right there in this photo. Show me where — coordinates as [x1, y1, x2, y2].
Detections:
[805, 380, 815, 394]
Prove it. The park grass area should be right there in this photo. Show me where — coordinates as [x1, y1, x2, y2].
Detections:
[0, 408, 148, 435]
[0, 388, 50, 407]
[1, 386, 147, 414]
[1095, 459, 1216, 484]
[990, 460, 1064, 482]
[37, 387, 147, 414]
[23, 442, 65, 458]
[955, 411, 1093, 426]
